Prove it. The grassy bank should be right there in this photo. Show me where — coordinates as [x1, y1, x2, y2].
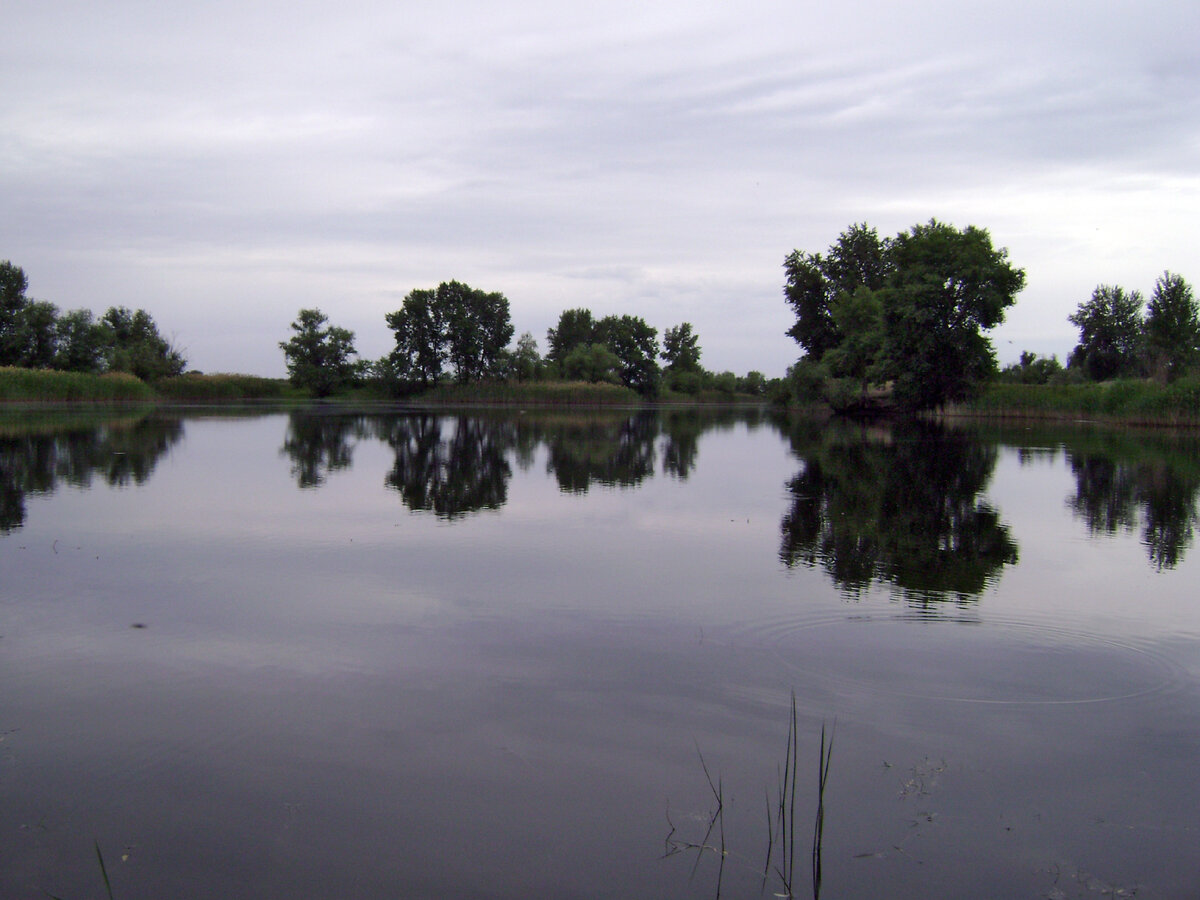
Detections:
[955, 378, 1200, 425]
[0, 369, 301, 404]
[404, 380, 643, 405]
[0, 367, 156, 402]
[154, 373, 301, 401]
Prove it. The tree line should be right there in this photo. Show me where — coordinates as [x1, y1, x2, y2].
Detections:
[780, 221, 1198, 410]
[0, 261, 186, 381]
[996, 273, 1197, 386]
[281, 282, 771, 398]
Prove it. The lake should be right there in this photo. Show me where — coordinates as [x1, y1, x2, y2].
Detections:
[2, 405, 1199, 898]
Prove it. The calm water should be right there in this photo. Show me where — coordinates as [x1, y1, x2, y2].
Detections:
[2, 406, 1199, 898]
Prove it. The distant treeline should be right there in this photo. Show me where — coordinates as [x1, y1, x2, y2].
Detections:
[280, 282, 777, 400]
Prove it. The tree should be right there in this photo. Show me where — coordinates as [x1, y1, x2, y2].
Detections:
[386, 289, 446, 386]
[0, 261, 31, 366]
[595, 314, 660, 395]
[878, 221, 1025, 410]
[661, 323, 702, 372]
[53, 309, 109, 373]
[440, 281, 513, 383]
[387, 281, 513, 386]
[783, 223, 890, 359]
[102, 306, 186, 381]
[821, 285, 884, 396]
[510, 331, 542, 382]
[1144, 272, 1198, 382]
[562, 342, 621, 384]
[546, 308, 596, 370]
[279, 308, 359, 397]
[1067, 285, 1144, 381]
[10, 300, 60, 369]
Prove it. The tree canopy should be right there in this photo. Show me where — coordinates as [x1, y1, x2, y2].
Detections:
[783, 221, 1025, 411]
[1144, 272, 1199, 382]
[387, 281, 513, 386]
[1067, 285, 1145, 382]
[280, 308, 359, 397]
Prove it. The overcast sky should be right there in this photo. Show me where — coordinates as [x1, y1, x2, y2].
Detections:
[3, 0, 1197, 378]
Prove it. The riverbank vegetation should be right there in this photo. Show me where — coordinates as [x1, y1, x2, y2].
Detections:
[6, 235, 1199, 422]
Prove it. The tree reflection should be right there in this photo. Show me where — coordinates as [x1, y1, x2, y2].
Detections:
[0, 415, 184, 532]
[280, 411, 363, 488]
[1066, 437, 1200, 570]
[542, 411, 659, 492]
[380, 415, 513, 518]
[779, 418, 1018, 605]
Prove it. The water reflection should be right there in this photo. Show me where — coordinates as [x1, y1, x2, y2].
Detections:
[0, 413, 183, 532]
[380, 414, 514, 518]
[279, 411, 363, 488]
[777, 417, 1019, 606]
[1063, 431, 1200, 570]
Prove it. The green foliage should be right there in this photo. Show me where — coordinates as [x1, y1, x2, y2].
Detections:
[661, 322, 702, 373]
[1144, 272, 1199, 382]
[879, 221, 1025, 410]
[562, 342, 621, 384]
[783, 221, 1024, 412]
[1067, 285, 1144, 381]
[998, 351, 1065, 385]
[510, 331, 542, 382]
[712, 370, 738, 394]
[783, 223, 889, 359]
[822, 285, 884, 392]
[53, 309, 109, 373]
[0, 261, 31, 366]
[102, 306, 187, 381]
[737, 370, 766, 395]
[279, 308, 359, 398]
[0, 366, 155, 402]
[546, 308, 596, 369]
[595, 314, 660, 396]
[387, 281, 513, 386]
[155, 373, 295, 400]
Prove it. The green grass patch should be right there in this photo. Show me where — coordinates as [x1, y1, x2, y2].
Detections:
[959, 378, 1200, 425]
[154, 372, 301, 401]
[0, 367, 156, 403]
[412, 380, 643, 405]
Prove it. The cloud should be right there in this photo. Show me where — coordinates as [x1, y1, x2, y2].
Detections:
[2, 0, 1198, 375]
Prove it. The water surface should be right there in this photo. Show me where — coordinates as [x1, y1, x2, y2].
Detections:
[2, 407, 1198, 898]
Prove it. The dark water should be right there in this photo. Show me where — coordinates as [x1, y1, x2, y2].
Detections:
[2, 406, 1199, 898]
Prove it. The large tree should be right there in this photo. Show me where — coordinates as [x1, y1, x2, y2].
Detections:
[783, 223, 890, 360]
[441, 281, 513, 383]
[1144, 271, 1198, 382]
[387, 281, 512, 386]
[280, 308, 359, 397]
[595, 314, 660, 396]
[0, 261, 31, 366]
[878, 221, 1025, 410]
[546, 308, 596, 370]
[783, 221, 1024, 411]
[1067, 285, 1144, 381]
[661, 322, 702, 373]
[102, 306, 186, 381]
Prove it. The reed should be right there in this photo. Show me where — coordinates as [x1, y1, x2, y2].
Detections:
[957, 377, 1200, 425]
[153, 372, 298, 401]
[0, 368, 155, 403]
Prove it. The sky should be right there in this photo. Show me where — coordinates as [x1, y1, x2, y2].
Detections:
[2, 0, 1197, 378]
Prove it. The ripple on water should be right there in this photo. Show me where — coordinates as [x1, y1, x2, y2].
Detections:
[731, 610, 1186, 707]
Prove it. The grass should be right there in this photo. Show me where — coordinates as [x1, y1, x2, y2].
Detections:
[956, 377, 1200, 425]
[411, 380, 644, 406]
[0, 368, 155, 403]
[665, 699, 833, 900]
[153, 372, 300, 401]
